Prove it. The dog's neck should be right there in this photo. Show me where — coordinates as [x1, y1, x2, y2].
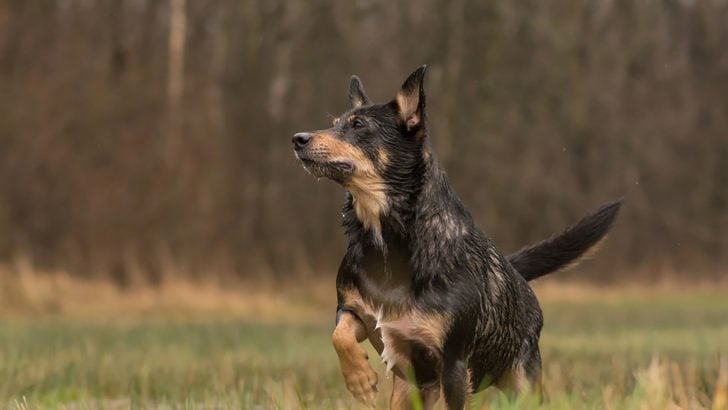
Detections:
[344, 143, 473, 256]
[342, 142, 482, 295]
[345, 173, 389, 247]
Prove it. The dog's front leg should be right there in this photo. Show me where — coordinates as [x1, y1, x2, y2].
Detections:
[442, 359, 470, 410]
[332, 309, 378, 404]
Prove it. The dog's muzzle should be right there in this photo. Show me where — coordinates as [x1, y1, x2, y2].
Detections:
[292, 132, 354, 182]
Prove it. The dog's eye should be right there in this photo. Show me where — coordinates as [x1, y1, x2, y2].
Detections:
[351, 118, 366, 129]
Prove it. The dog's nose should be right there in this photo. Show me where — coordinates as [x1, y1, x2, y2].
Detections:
[292, 132, 312, 149]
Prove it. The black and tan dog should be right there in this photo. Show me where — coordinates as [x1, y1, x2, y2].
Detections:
[292, 66, 621, 409]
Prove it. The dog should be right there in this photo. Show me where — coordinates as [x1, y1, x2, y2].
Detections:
[292, 65, 621, 409]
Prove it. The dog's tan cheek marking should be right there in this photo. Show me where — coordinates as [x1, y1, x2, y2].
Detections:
[348, 171, 388, 242]
[316, 134, 389, 238]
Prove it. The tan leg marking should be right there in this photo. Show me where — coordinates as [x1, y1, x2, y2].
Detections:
[332, 311, 379, 404]
[464, 368, 474, 405]
[390, 374, 441, 410]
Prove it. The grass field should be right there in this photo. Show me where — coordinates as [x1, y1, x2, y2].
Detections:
[0, 279, 727, 409]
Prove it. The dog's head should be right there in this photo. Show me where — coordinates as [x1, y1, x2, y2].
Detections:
[292, 66, 429, 232]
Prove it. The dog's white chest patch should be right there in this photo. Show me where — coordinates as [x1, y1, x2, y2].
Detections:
[344, 290, 450, 376]
[377, 312, 411, 375]
[374, 308, 450, 376]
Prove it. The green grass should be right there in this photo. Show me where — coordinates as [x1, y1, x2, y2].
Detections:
[1, 292, 726, 409]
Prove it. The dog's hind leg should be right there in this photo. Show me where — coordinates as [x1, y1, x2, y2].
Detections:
[390, 374, 440, 410]
[495, 345, 543, 399]
[332, 310, 379, 404]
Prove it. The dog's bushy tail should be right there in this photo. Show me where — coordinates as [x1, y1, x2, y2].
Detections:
[507, 198, 623, 281]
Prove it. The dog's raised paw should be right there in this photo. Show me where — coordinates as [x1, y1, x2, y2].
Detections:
[342, 360, 378, 404]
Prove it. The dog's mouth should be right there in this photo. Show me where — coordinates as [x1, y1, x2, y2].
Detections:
[296, 155, 354, 183]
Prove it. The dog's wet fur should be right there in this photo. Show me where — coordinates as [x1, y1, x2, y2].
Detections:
[293, 66, 622, 409]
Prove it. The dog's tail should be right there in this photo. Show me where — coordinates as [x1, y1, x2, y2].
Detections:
[507, 198, 623, 281]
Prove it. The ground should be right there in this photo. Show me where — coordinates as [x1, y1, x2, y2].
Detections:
[0, 281, 726, 409]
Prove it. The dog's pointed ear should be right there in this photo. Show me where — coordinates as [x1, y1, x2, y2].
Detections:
[349, 75, 370, 109]
[396, 65, 427, 131]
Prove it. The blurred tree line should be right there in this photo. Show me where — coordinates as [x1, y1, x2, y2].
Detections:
[0, 0, 726, 283]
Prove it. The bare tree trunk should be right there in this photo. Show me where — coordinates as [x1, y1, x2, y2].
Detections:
[166, 0, 186, 164]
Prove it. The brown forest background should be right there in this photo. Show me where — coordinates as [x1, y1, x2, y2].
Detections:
[0, 1, 726, 284]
